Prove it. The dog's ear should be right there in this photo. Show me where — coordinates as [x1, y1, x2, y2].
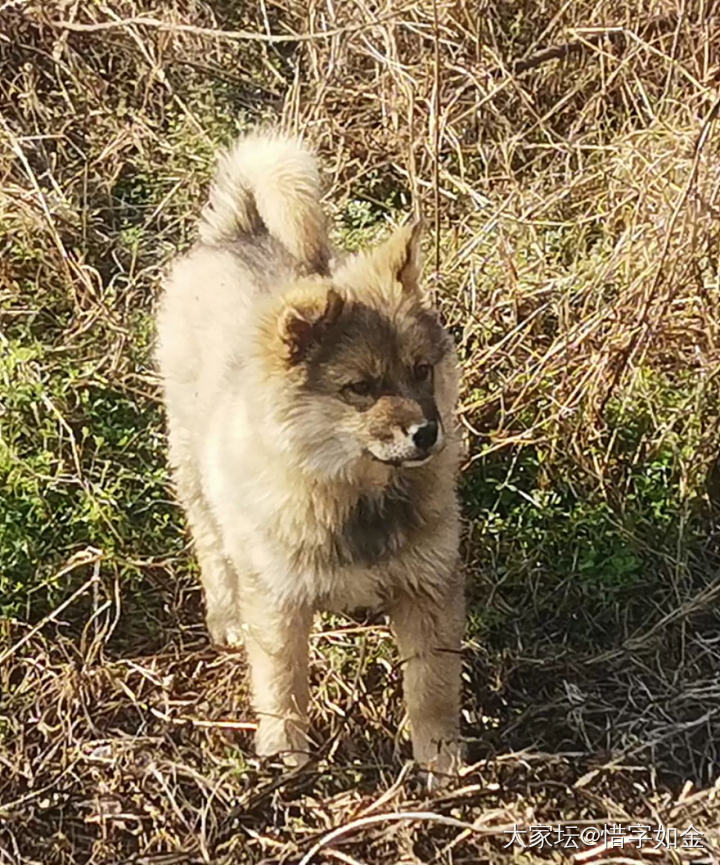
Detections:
[376, 218, 423, 294]
[279, 287, 344, 364]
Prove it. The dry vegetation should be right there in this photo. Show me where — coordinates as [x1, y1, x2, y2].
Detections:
[2, 0, 720, 862]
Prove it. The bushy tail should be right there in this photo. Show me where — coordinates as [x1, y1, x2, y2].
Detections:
[199, 130, 329, 273]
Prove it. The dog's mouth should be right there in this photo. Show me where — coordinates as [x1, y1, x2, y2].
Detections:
[370, 454, 432, 468]
[367, 447, 440, 469]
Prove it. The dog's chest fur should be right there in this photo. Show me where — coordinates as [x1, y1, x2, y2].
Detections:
[337, 480, 424, 566]
[278, 473, 426, 575]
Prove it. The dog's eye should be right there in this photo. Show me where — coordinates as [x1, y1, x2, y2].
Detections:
[414, 362, 432, 382]
[344, 380, 372, 397]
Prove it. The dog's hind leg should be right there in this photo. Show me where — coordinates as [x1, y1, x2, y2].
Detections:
[170, 437, 242, 646]
[390, 584, 465, 783]
[190, 499, 243, 647]
[240, 588, 313, 766]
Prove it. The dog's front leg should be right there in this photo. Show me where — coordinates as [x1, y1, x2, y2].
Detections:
[390, 584, 465, 781]
[242, 591, 313, 766]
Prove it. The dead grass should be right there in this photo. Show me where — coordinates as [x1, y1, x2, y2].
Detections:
[1, 0, 720, 863]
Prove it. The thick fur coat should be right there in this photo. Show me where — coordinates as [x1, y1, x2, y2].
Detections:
[156, 131, 465, 777]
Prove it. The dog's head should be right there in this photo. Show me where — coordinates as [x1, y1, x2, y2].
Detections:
[258, 221, 459, 477]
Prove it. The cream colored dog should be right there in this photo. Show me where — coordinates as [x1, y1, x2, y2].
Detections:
[156, 131, 464, 778]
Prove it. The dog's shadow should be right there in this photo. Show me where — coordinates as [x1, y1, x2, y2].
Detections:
[453, 444, 720, 793]
[459, 608, 720, 791]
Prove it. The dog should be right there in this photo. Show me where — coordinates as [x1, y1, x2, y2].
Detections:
[156, 131, 465, 778]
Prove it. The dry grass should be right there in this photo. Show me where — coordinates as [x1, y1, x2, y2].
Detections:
[2, 1, 720, 862]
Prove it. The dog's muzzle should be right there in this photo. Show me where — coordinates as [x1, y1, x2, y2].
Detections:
[367, 420, 444, 467]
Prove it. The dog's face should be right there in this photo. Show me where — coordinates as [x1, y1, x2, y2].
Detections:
[259, 222, 458, 477]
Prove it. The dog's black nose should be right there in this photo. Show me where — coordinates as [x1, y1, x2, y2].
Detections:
[413, 420, 438, 451]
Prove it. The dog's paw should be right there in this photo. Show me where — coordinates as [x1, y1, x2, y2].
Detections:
[261, 748, 311, 770]
[255, 716, 310, 768]
[206, 613, 244, 648]
[414, 738, 465, 792]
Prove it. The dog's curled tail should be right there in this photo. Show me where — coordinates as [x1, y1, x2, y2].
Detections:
[199, 131, 329, 273]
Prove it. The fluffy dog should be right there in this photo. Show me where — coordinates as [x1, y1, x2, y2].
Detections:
[156, 131, 464, 777]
